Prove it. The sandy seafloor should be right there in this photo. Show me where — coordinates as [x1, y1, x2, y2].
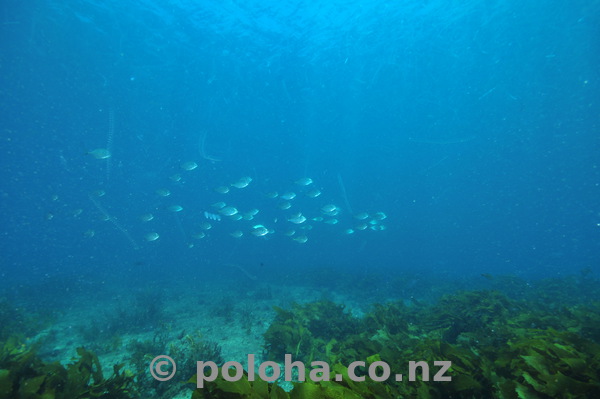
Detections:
[24, 276, 374, 398]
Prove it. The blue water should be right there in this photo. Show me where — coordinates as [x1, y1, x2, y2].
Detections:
[1, 0, 599, 291]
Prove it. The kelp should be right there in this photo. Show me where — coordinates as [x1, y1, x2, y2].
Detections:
[255, 292, 600, 398]
[189, 372, 288, 399]
[492, 329, 600, 398]
[5, 287, 600, 398]
[0, 336, 137, 398]
[189, 364, 400, 399]
[422, 290, 518, 345]
[263, 301, 360, 364]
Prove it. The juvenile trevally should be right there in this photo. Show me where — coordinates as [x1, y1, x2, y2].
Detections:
[305, 189, 321, 198]
[278, 201, 292, 210]
[370, 225, 386, 231]
[181, 161, 198, 171]
[354, 212, 369, 220]
[156, 188, 171, 197]
[288, 213, 307, 224]
[241, 209, 259, 220]
[219, 206, 238, 216]
[292, 235, 308, 244]
[145, 232, 160, 241]
[241, 213, 255, 221]
[251, 225, 269, 237]
[199, 222, 212, 230]
[321, 204, 339, 216]
[140, 213, 154, 222]
[295, 177, 313, 186]
[355, 222, 368, 231]
[211, 202, 227, 209]
[373, 211, 387, 220]
[281, 192, 296, 200]
[214, 186, 230, 194]
[231, 176, 252, 189]
[88, 148, 111, 159]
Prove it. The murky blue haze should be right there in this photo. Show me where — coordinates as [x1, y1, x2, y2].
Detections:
[1, 0, 599, 292]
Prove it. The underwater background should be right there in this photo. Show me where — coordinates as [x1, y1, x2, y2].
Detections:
[1, 0, 599, 398]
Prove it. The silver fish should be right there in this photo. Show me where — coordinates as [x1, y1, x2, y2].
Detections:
[295, 177, 313, 186]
